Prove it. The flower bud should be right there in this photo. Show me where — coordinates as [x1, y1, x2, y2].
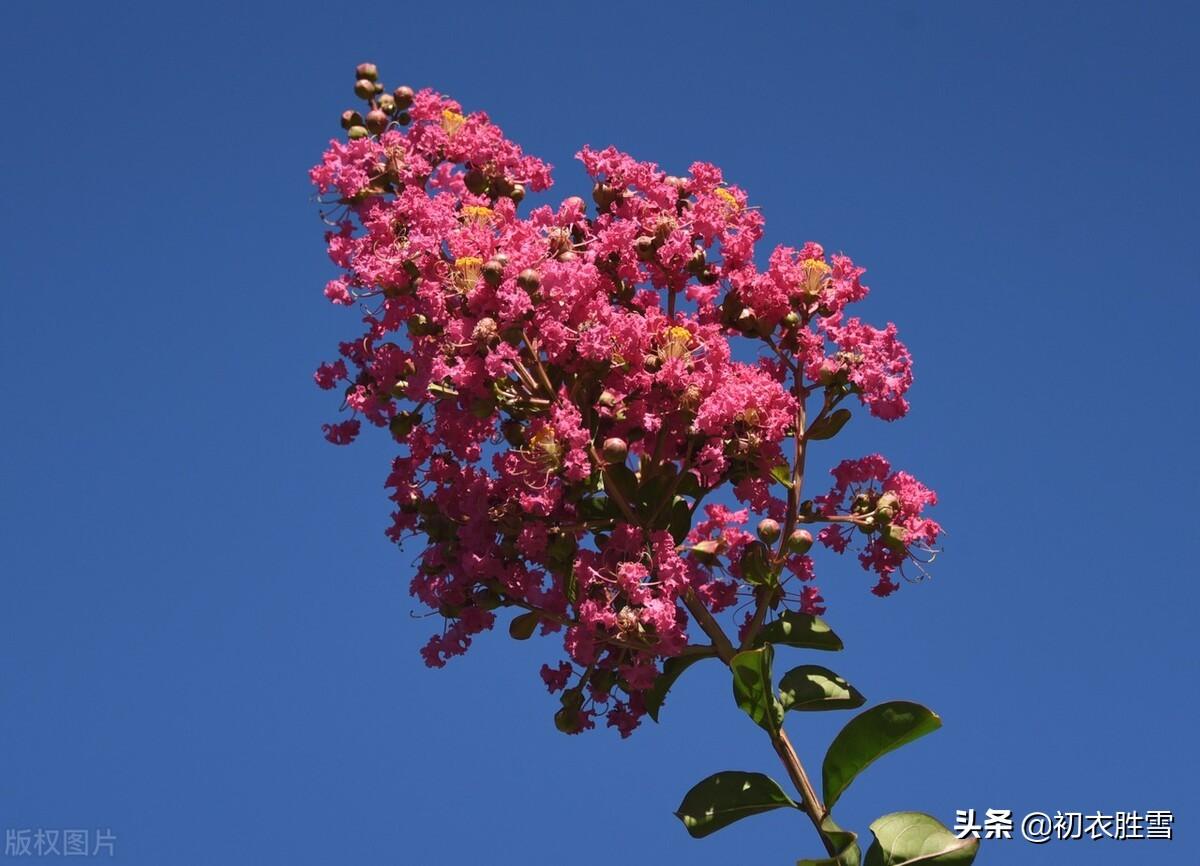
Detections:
[786, 529, 813, 555]
[508, 183, 525, 203]
[471, 317, 498, 343]
[482, 259, 505, 285]
[347, 125, 369, 140]
[757, 518, 781, 544]
[365, 109, 390, 134]
[783, 311, 800, 327]
[354, 78, 376, 99]
[377, 93, 396, 113]
[517, 269, 540, 292]
[686, 247, 706, 274]
[464, 168, 489, 195]
[501, 420, 525, 447]
[396, 111, 411, 125]
[355, 62, 379, 82]
[392, 85, 414, 110]
[635, 235, 656, 261]
[340, 110, 363, 130]
[597, 390, 617, 409]
[602, 437, 628, 463]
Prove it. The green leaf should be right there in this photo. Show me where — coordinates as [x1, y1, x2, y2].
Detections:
[808, 408, 852, 440]
[669, 497, 692, 544]
[674, 771, 797, 838]
[645, 653, 713, 722]
[738, 540, 775, 585]
[508, 610, 541, 640]
[779, 665, 866, 712]
[863, 812, 978, 865]
[754, 612, 844, 651]
[770, 464, 794, 488]
[822, 702, 942, 810]
[564, 567, 578, 605]
[676, 470, 703, 498]
[602, 463, 639, 509]
[797, 817, 862, 865]
[730, 645, 784, 732]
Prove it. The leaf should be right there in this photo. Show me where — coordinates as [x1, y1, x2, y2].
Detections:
[863, 812, 979, 865]
[669, 497, 692, 544]
[779, 665, 866, 712]
[797, 817, 862, 865]
[738, 540, 774, 585]
[730, 645, 783, 732]
[602, 463, 639, 509]
[808, 408, 852, 440]
[674, 771, 797, 838]
[508, 610, 541, 640]
[770, 464, 794, 488]
[564, 567, 578, 605]
[754, 612, 844, 651]
[676, 470, 703, 498]
[822, 702, 942, 810]
[645, 653, 713, 722]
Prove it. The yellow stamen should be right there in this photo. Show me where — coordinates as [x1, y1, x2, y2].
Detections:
[801, 259, 832, 297]
[528, 427, 562, 470]
[441, 110, 466, 137]
[714, 187, 740, 209]
[659, 325, 694, 361]
[459, 205, 494, 225]
[453, 256, 483, 293]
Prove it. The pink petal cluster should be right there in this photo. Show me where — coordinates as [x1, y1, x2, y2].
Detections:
[310, 68, 941, 736]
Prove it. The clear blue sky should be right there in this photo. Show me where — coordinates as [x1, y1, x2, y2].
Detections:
[2, 2, 1197, 863]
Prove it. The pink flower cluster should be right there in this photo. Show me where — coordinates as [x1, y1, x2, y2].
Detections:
[311, 66, 940, 736]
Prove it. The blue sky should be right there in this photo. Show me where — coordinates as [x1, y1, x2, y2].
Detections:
[1, 2, 1197, 863]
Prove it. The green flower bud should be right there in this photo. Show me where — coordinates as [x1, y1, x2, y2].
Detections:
[365, 109, 390, 135]
[347, 125, 369, 140]
[757, 518, 781, 544]
[392, 86, 414, 110]
[602, 437, 628, 463]
[786, 528, 813, 555]
[517, 269, 540, 292]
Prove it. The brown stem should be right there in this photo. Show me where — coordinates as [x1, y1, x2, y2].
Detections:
[690, 598, 837, 856]
[772, 730, 836, 856]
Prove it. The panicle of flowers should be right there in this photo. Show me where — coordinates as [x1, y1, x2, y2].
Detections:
[309, 63, 942, 737]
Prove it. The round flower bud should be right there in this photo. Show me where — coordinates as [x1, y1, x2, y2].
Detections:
[354, 78, 376, 99]
[635, 235, 656, 261]
[786, 529, 813, 555]
[757, 518, 781, 544]
[471, 317, 498, 343]
[597, 390, 617, 409]
[482, 259, 505, 285]
[508, 183, 525, 203]
[347, 125, 369, 140]
[340, 110, 363, 130]
[517, 269, 540, 292]
[377, 93, 397, 113]
[464, 168, 489, 195]
[784, 311, 800, 327]
[602, 437, 628, 463]
[365, 109, 390, 134]
[355, 62, 379, 82]
[392, 86, 414, 109]
[501, 420, 525, 447]
[396, 111, 411, 126]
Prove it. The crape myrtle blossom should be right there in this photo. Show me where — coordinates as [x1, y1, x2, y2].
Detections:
[311, 65, 941, 737]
